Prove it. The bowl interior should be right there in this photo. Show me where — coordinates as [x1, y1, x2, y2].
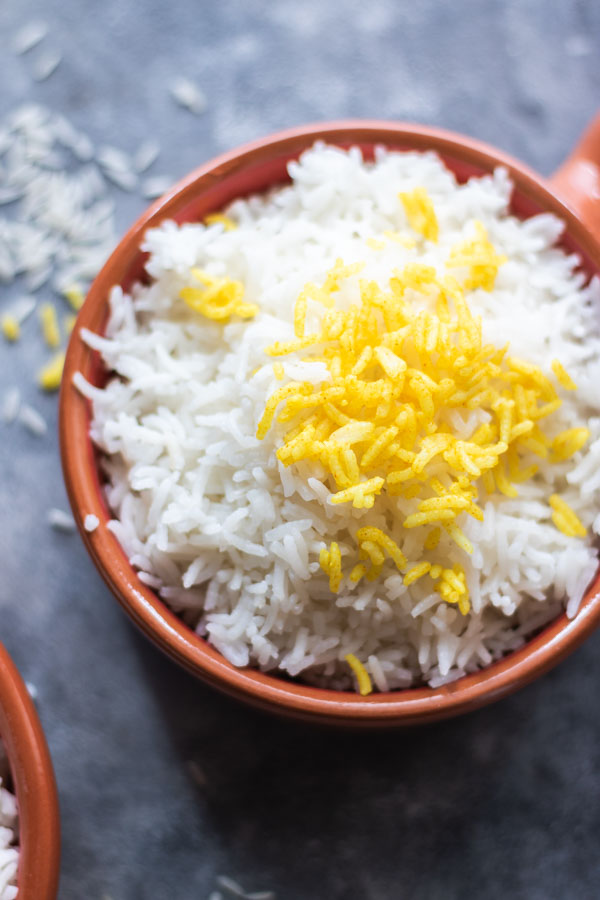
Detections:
[62, 124, 600, 724]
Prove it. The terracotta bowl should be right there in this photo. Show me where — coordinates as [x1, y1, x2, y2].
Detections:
[60, 117, 600, 727]
[0, 642, 60, 897]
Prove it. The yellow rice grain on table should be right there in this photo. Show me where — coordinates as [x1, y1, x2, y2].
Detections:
[62, 284, 85, 310]
[1, 315, 20, 341]
[38, 352, 65, 391]
[39, 302, 60, 348]
[64, 314, 77, 335]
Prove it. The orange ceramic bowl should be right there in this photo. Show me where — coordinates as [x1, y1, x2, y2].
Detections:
[60, 118, 600, 726]
[0, 643, 60, 898]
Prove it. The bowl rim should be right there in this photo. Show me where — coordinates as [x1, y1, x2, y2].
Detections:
[60, 119, 600, 726]
[0, 642, 60, 897]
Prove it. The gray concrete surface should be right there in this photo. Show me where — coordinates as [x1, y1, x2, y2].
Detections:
[0, 1, 599, 897]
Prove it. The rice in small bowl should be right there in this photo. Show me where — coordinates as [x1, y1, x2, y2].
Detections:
[62, 122, 600, 724]
[0, 641, 60, 897]
[0, 748, 18, 900]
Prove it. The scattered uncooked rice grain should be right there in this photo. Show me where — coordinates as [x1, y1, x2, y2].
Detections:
[134, 139, 161, 174]
[84, 513, 100, 532]
[31, 49, 62, 82]
[8, 296, 36, 325]
[12, 20, 48, 55]
[96, 145, 138, 192]
[141, 175, 173, 200]
[99, 166, 138, 193]
[565, 35, 592, 57]
[47, 508, 76, 532]
[0, 104, 117, 296]
[0, 103, 128, 391]
[169, 77, 207, 115]
[18, 404, 47, 437]
[216, 876, 275, 900]
[0, 746, 18, 900]
[0, 389, 20, 424]
[52, 116, 94, 162]
[79, 145, 600, 691]
[96, 145, 132, 174]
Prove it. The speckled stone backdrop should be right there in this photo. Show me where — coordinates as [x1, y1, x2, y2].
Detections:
[0, 1, 599, 898]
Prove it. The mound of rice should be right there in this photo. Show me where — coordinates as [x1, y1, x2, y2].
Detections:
[0, 746, 18, 900]
[77, 145, 600, 691]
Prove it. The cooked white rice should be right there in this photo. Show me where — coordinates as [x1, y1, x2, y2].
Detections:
[78, 145, 600, 690]
[84, 513, 100, 533]
[0, 746, 18, 900]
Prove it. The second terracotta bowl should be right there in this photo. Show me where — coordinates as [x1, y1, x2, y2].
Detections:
[60, 117, 600, 726]
[0, 642, 60, 898]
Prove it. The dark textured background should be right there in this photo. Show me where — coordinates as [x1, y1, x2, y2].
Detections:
[0, 1, 599, 898]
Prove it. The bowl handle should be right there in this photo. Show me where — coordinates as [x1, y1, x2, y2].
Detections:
[550, 113, 600, 243]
